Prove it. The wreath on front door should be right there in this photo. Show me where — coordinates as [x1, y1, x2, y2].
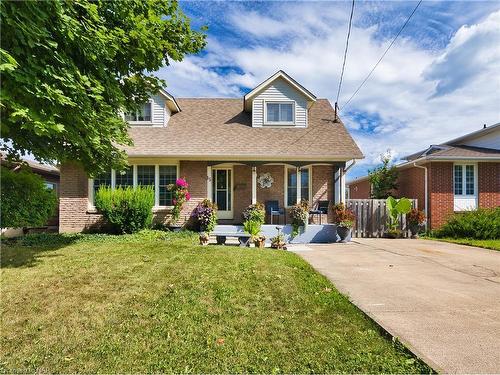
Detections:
[257, 172, 274, 188]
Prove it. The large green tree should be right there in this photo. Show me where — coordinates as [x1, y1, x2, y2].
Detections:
[0, 0, 205, 174]
[368, 153, 399, 199]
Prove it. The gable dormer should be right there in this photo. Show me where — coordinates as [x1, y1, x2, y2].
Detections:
[243, 71, 316, 128]
[125, 89, 180, 127]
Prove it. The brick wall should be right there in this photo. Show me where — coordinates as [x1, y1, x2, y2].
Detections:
[349, 179, 370, 198]
[232, 165, 252, 223]
[428, 162, 454, 229]
[256, 165, 285, 224]
[397, 166, 426, 211]
[59, 162, 103, 233]
[311, 165, 334, 223]
[478, 162, 500, 208]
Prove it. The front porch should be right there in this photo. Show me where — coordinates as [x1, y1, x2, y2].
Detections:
[206, 161, 347, 225]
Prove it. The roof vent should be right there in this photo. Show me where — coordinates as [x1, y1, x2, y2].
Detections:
[484, 124, 487, 129]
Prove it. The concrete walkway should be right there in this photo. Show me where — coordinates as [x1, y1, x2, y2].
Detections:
[293, 239, 500, 374]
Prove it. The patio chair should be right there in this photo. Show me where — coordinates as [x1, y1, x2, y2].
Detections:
[265, 200, 286, 225]
[309, 200, 329, 224]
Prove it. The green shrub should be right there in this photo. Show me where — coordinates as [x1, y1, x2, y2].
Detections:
[0, 166, 57, 228]
[434, 208, 500, 240]
[242, 203, 265, 225]
[95, 186, 154, 234]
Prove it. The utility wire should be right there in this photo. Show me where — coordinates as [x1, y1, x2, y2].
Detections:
[335, 0, 355, 105]
[340, 0, 423, 112]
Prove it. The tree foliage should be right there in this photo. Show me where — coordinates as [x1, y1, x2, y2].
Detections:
[0, 0, 206, 175]
[368, 153, 399, 199]
[1, 166, 58, 228]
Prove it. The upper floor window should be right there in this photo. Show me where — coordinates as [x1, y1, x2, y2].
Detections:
[454, 164, 475, 196]
[124, 102, 152, 122]
[266, 102, 294, 124]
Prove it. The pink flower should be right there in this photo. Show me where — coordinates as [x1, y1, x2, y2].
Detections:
[176, 178, 187, 187]
[185, 192, 191, 201]
[172, 198, 177, 205]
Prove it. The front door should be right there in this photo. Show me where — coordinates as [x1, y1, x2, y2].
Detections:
[213, 168, 233, 219]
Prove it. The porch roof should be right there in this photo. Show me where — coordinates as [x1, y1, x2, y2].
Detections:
[125, 98, 363, 161]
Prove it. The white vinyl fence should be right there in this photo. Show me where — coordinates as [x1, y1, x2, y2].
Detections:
[346, 199, 418, 238]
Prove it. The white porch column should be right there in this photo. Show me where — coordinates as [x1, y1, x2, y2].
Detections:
[206, 166, 213, 201]
[334, 168, 340, 204]
[340, 167, 346, 203]
[296, 167, 301, 203]
[251, 166, 257, 204]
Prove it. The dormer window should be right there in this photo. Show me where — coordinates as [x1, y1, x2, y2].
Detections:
[125, 102, 152, 122]
[266, 102, 294, 124]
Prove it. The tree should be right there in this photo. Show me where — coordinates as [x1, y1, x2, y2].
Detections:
[368, 152, 399, 199]
[0, 0, 206, 175]
[1, 166, 58, 228]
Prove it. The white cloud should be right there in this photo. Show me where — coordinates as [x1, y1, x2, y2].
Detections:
[156, 3, 500, 178]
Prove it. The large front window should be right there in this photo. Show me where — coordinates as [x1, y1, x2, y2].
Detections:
[91, 165, 177, 207]
[124, 102, 152, 122]
[266, 102, 294, 123]
[286, 167, 310, 206]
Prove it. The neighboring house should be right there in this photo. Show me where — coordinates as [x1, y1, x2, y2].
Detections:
[1, 155, 60, 236]
[348, 123, 500, 229]
[59, 71, 363, 233]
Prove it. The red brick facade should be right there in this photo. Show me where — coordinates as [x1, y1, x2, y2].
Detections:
[349, 179, 370, 199]
[427, 162, 454, 228]
[478, 162, 500, 208]
[59, 161, 337, 232]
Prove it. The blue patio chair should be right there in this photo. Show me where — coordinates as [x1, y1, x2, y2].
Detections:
[265, 200, 286, 225]
[309, 200, 329, 224]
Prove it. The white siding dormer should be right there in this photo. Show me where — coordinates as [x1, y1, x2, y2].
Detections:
[126, 92, 178, 127]
[251, 78, 308, 128]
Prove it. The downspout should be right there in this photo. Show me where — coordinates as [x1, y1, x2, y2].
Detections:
[413, 162, 428, 230]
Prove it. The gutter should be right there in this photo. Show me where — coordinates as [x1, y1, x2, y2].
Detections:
[413, 162, 428, 230]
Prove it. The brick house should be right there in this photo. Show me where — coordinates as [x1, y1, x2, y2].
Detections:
[348, 124, 500, 229]
[59, 71, 363, 233]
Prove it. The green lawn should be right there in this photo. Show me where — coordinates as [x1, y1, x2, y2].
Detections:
[427, 237, 500, 251]
[1, 231, 431, 373]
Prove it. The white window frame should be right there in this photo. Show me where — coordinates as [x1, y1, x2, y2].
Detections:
[264, 101, 295, 125]
[284, 166, 312, 208]
[453, 163, 477, 211]
[88, 162, 179, 210]
[124, 100, 154, 125]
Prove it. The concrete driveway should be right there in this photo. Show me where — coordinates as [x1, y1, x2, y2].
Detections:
[294, 239, 500, 374]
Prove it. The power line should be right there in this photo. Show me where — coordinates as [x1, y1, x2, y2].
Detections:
[335, 0, 355, 107]
[340, 0, 423, 113]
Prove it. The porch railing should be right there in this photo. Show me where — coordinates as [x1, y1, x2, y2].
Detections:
[346, 199, 418, 238]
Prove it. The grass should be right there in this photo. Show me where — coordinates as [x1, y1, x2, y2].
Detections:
[426, 237, 500, 251]
[0, 231, 432, 373]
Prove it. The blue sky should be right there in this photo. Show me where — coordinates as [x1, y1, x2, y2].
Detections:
[158, 1, 500, 179]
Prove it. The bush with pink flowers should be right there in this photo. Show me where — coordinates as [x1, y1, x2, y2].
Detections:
[167, 178, 191, 223]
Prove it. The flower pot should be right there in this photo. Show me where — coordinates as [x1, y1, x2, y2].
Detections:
[409, 224, 420, 239]
[199, 232, 209, 246]
[254, 238, 265, 249]
[337, 226, 351, 243]
[385, 229, 402, 239]
[168, 224, 182, 232]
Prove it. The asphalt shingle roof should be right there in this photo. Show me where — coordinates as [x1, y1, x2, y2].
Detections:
[125, 98, 363, 160]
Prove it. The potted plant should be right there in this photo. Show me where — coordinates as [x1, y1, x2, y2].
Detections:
[270, 233, 287, 250]
[243, 219, 265, 248]
[332, 203, 355, 242]
[289, 199, 310, 238]
[407, 208, 425, 239]
[167, 177, 191, 229]
[191, 199, 218, 245]
[385, 196, 412, 238]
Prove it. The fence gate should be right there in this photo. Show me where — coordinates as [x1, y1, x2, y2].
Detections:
[345, 199, 418, 238]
